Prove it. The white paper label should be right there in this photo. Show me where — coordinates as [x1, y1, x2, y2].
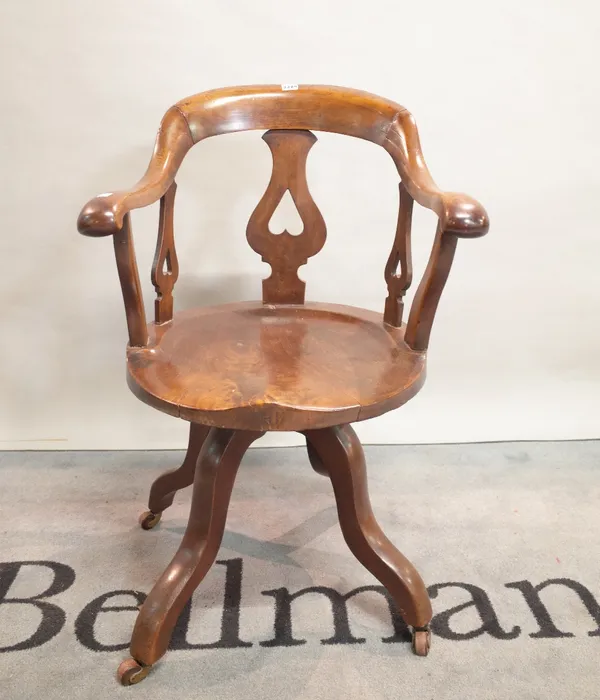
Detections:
[281, 84, 299, 91]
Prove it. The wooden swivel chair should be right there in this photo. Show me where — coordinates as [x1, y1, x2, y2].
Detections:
[77, 85, 489, 685]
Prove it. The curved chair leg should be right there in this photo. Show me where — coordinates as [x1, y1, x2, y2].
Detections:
[120, 427, 263, 682]
[303, 425, 433, 651]
[139, 423, 211, 530]
[305, 436, 329, 476]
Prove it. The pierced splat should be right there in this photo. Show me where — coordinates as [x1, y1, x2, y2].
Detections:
[247, 129, 326, 304]
[151, 182, 180, 323]
[268, 189, 304, 235]
[384, 182, 414, 326]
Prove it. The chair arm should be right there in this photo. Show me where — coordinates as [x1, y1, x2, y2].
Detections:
[77, 106, 193, 237]
[383, 111, 490, 350]
[385, 110, 489, 238]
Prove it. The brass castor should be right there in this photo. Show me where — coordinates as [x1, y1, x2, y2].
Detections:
[411, 626, 432, 656]
[117, 658, 151, 685]
[139, 510, 161, 530]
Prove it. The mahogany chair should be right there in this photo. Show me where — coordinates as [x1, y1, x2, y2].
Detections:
[77, 85, 489, 685]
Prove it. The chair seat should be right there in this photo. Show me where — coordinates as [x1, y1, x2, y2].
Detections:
[126, 301, 426, 431]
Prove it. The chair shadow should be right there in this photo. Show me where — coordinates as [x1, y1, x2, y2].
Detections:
[164, 505, 339, 568]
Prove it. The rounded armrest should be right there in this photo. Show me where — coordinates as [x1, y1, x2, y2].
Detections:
[78, 192, 130, 237]
[440, 192, 489, 238]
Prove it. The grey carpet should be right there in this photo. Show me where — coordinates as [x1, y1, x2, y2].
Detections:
[1, 441, 599, 699]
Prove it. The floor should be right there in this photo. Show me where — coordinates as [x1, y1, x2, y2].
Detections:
[0, 440, 599, 699]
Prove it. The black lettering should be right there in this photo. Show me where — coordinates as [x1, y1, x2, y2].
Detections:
[429, 582, 520, 640]
[260, 585, 409, 647]
[506, 578, 600, 638]
[0, 560, 75, 652]
[171, 558, 252, 650]
[75, 590, 145, 651]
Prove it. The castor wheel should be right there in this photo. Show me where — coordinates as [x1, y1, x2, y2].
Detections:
[117, 658, 151, 685]
[411, 626, 432, 656]
[139, 510, 161, 530]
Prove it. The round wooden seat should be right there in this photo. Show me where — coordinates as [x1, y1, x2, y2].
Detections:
[126, 301, 426, 431]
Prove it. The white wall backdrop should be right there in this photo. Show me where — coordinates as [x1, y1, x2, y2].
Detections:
[1, 0, 599, 449]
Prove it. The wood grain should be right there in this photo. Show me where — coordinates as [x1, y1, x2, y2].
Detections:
[112, 214, 147, 347]
[405, 224, 458, 351]
[126, 301, 426, 431]
[384, 182, 414, 327]
[304, 424, 432, 627]
[247, 129, 326, 304]
[130, 427, 263, 667]
[78, 85, 488, 240]
[147, 422, 210, 514]
[151, 182, 179, 323]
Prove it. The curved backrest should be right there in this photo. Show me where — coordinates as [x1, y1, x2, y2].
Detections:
[142, 85, 419, 321]
[146, 85, 426, 202]
[175, 84, 407, 144]
[79, 85, 488, 353]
